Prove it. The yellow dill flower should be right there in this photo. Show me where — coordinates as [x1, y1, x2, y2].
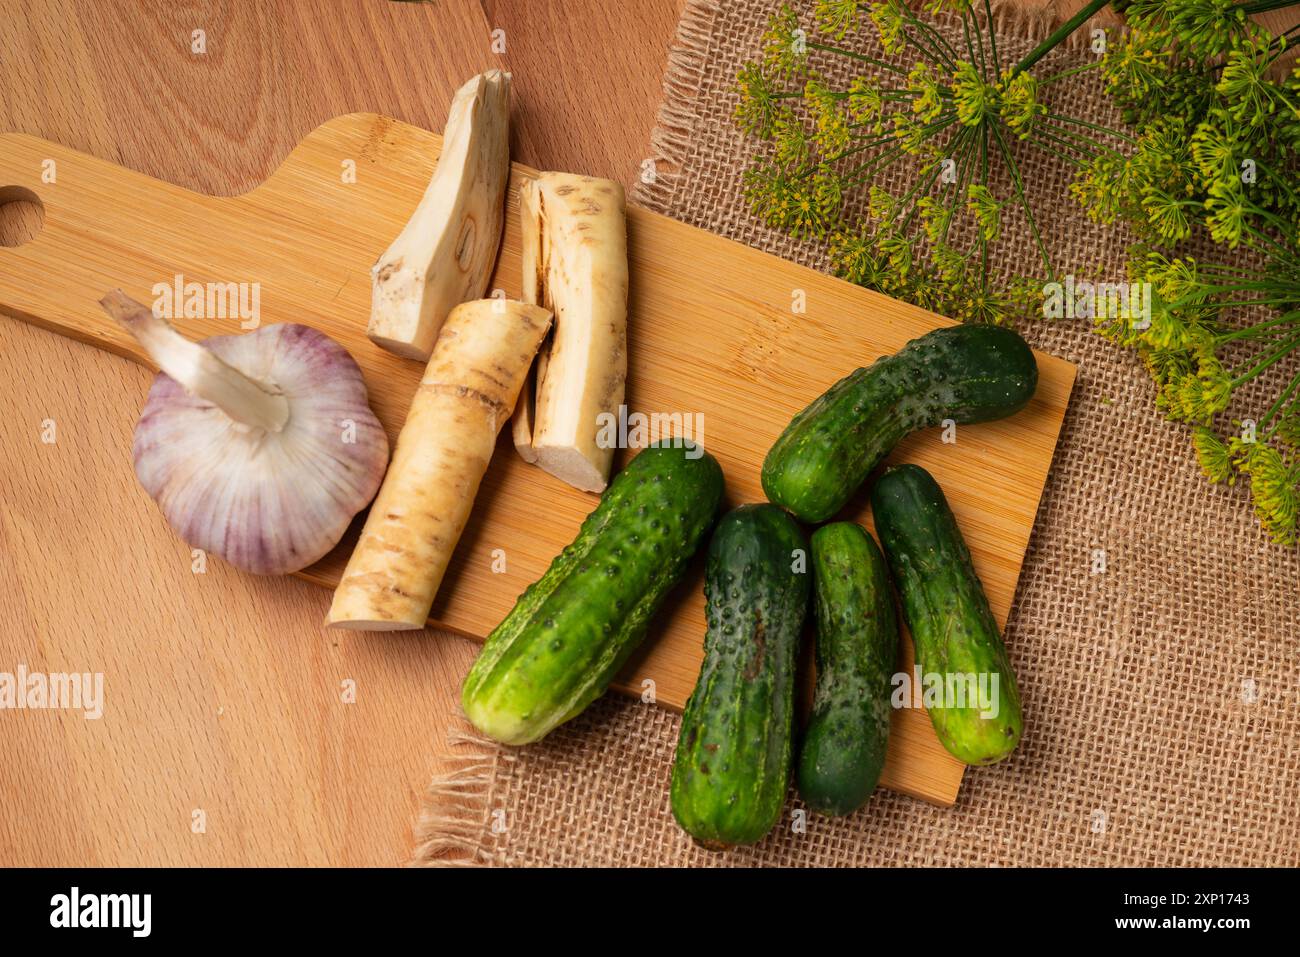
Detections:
[999, 71, 1045, 139]
[908, 61, 945, 124]
[770, 109, 810, 167]
[875, 233, 914, 277]
[867, 184, 899, 222]
[735, 62, 781, 139]
[966, 184, 1002, 242]
[1237, 441, 1300, 546]
[806, 78, 852, 157]
[918, 195, 954, 245]
[952, 60, 997, 127]
[762, 4, 809, 80]
[1192, 426, 1235, 484]
[1205, 180, 1249, 248]
[847, 75, 885, 132]
[815, 0, 865, 39]
[869, 0, 907, 55]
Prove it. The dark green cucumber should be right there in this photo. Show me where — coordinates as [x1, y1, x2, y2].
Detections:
[798, 522, 898, 816]
[870, 464, 1022, 765]
[670, 504, 810, 848]
[462, 440, 723, 745]
[762, 324, 1038, 523]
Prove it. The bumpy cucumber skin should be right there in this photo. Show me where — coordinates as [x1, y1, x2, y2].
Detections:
[461, 441, 724, 746]
[670, 504, 810, 848]
[762, 325, 1038, 523]
[870, 464, 1022, 765]
[798, 522, 898, 816]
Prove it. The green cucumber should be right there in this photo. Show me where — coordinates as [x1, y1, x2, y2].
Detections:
[461, 440, 724, 745]
[798, 522, 898, 816]
[762, 324, 1038, 523]
[670, 504, 810, 848]
[870, 464, 1022, 765]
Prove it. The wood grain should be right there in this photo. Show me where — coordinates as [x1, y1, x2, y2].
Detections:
[0, 113, 1075, 812]
[0, 0, 681, 868]
[0, 0, 1093, 865]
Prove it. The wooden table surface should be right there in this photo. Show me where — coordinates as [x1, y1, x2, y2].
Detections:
[0, 0, 683, 868]
[5, 0, 1280, 867]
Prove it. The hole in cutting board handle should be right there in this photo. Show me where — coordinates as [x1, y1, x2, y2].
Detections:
[0, 185, 44, 247]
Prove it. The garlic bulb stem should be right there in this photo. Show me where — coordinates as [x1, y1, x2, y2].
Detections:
[101, 290, 290, 433]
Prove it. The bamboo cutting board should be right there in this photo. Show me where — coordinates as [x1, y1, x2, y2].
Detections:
[0, 113, 1074, 806]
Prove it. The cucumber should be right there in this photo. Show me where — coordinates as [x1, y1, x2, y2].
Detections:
[870, 464, 1022, 765]
[762, 324, 1038, 523]
[670, 504, 810, 848]
[461, 440, 724, 745]
[798, 522, 898, 816]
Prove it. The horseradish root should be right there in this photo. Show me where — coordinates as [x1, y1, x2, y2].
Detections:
[367, 70, 512, 361]
[101, 290, 389, 576]
[327, 298, 552, 630]
[511, 173, 628, 492]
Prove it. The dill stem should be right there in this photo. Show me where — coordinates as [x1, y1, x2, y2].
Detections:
[1264, 369, 1300, 433]
[806, 42, 907, 74]
[1012, 0, 1111, 76]
[1218, 309, 1300, 344]
[1230, 331, 1300, 388]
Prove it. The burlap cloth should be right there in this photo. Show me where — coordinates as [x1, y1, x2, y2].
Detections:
[412, 1, 1300, 866]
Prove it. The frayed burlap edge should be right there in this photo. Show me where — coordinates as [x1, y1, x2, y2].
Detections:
[636, 0, 723, 212]
[409, 725, 510, 867]
[412, 0, 1131, 868]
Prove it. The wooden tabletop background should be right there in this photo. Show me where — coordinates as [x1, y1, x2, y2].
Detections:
[2, 0, 1279, 866]
[0, 0, 687, 868]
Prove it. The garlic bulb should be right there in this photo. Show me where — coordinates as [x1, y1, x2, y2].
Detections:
[102, 290, 389, 575]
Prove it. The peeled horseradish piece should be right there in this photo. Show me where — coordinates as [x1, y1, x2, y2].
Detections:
[367, 70, 512, 361]
[511, 172, 629, 493]
[101, 290, 389, 576]
[328, 298, 553, 631]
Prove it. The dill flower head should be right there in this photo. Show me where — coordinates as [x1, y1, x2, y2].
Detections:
[743, 135, 843, 240]
[1275, 413, 1300, 449]
[830, 225, 888, 287]
[999, 71, 1045, 140]
[891, 112, 934, 156]
[966, 184, 1002, 242]
[815, 0, 866, 39]
[762, 5, 810, 80]
[1192, 425, 1235, 484]
[929, 241, 969, 286]
[869, 0, 908, 55]
[806, 77, 852, 157]
[1189, 112, 1242, 192]
[735, 62, 782, 139]
[1130, 0, 1252, 59]
[1072, 151, 1132, 226]
[770, 109, 810, 167]
[867, 184, 900, 223]
[875, 232, 914, 278]
[918, 195, 953, 245]
[908, 61, 946, 124]
[961, 283, 1011, 325]
[1101, 26, 1164, 98]
[952, 60, 998, 127]
[1236, 441, 1300, 546]
[1216, 39, 1276, 128]
[1204, 180, 1250, 248]
[847, 75, 885, 132]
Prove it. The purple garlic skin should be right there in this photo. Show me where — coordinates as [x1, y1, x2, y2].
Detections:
[131, 323, 389, 575]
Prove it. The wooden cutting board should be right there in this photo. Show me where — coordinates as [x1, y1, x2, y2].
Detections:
[0, 113, 1074, 806]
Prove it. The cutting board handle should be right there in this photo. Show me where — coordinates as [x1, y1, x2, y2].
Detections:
[0, 116, 439, 367]
[0, 131, 186, 363]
